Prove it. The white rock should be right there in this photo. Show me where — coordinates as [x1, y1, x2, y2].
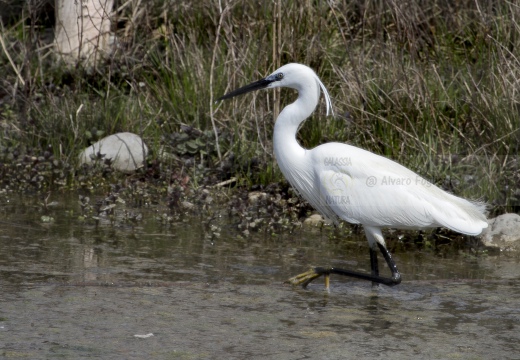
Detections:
[303, 213, 334, 227]
[248, 191, 268, 205]
[79, 132, 148, 173]
[481, 213, 520, 251]
[303, 213, 325, 226]
[181, 201, 195, 210]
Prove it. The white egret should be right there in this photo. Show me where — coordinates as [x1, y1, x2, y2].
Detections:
[218, 63, 488, 288]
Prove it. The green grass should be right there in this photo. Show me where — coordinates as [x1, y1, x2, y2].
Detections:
[0, 0, 518, 213]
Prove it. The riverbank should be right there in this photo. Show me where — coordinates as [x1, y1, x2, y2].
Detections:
[1, 1, 518, 219]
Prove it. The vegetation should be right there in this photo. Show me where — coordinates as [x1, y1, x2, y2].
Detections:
[0, 0, 519, 216]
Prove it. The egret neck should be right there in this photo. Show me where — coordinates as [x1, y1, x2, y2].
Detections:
[273, 81, 321, 183]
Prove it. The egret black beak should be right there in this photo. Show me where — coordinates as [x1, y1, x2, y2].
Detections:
[217, 77, 274, 101]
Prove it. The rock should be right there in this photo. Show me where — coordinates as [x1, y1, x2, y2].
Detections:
[181, 201, 195, 211]
[303, 213, 334, 227]
[481, 213, 520, 251]
[79, 132, 148, 173]
[248, 191, 268, 204]
[303, 214, 325, 226]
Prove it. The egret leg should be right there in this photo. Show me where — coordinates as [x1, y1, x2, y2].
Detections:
[377, 242, 401, 284]
[369, 247, 380, 287]
[286, 243, 401, 288]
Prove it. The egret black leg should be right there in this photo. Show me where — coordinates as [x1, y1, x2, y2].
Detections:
[377, 242, 401, 284]
[370, 247, 380, 287]
[287, 243, 401, 288]
[370, 247, 379, 276]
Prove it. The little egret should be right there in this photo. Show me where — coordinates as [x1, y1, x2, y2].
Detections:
[218, 63, 488, 288]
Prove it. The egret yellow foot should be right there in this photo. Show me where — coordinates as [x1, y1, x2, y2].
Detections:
[286, 267, 331, 289]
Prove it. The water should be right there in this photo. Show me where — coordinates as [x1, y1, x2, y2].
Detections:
[1, 196, 519, 359]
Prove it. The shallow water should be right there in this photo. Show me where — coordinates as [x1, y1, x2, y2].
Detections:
[1, 196, 519, 359]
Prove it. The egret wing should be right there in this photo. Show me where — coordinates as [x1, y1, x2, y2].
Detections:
[312, 144, 487, 233]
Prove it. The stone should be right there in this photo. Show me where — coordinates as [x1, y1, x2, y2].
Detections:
[481, 213, 520, 251]
[248, 191, 268, 205]
[79, 132, 148, 173]
[304, 213, 325, 226]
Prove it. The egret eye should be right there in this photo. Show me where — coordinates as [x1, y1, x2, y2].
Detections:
[276, 73, 284, 80]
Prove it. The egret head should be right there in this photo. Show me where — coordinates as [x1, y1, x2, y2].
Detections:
[218, 63, 333, 116]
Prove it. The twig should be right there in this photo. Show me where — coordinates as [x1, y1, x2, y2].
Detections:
[212, 177, 237, 188]
[271, 0, 281, 121]
[209, 0, 233, 162]
[0, 28, 25, 86]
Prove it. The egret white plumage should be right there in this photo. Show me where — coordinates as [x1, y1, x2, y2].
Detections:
[218, 63, 488, 288]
